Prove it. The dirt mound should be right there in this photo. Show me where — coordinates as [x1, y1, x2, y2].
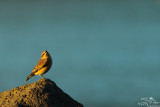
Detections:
[0, 78, 83, 107]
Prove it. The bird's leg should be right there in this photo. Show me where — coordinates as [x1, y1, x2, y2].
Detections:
[40, 75, 45, 79]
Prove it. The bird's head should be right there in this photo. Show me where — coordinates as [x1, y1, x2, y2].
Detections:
[41, 50, 50, 58]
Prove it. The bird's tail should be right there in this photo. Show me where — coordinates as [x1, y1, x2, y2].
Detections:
[26, 73, 35, 81]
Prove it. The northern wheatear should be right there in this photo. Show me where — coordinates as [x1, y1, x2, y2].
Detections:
[26, 50, 52, 81]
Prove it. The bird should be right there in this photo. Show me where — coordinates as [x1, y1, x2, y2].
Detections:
[26, 50, 52, 81]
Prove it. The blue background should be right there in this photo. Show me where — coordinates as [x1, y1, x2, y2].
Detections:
[0, 1, 160, 107]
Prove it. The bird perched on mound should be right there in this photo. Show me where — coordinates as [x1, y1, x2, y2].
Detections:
[26, 50, 52, 81]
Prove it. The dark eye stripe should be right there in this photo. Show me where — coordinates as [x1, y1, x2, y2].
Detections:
[42, 51, 47, 56]
[42, 53, 45, 56]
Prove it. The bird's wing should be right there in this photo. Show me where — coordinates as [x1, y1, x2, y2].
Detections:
[32, 58, 47, 73]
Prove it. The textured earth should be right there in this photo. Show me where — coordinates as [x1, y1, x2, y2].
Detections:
[0, 78, 83, 107]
